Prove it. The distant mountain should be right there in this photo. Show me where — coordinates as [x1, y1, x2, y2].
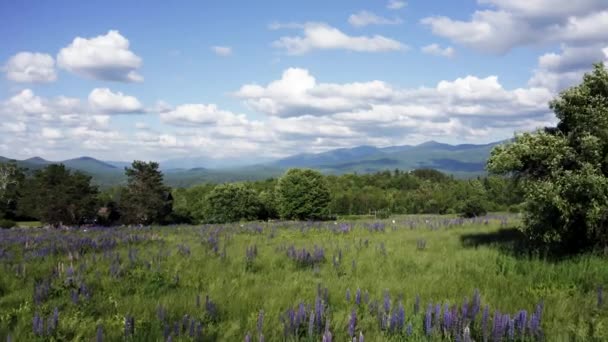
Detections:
[272, 140, 506, 175]
[0, 139, 510, 187]
[62, 157, 118, 174]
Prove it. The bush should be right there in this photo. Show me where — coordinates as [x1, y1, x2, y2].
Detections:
[460, 198, 487, 218]
[276, 169, 331, 220]
[203, 183, 262, 223]
[0, 219, 17, 229]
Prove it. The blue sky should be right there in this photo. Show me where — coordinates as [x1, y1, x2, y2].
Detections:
[1, 0, 607, 163]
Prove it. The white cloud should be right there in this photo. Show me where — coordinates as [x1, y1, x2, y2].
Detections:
[41, 128, 63, 140]
[273, 22, 405, 55]
[211, 46, 233, 56]
[1, 121, 27, 133]
[57, 30, 143, 82]
[348, 11, 402, 27]
[421, 2, 608, 54]
[88, 88, 143, 114]
[236, 68, 392, 117]
[387, 0, 406, 10]
[421, 44, 455, 57]
[528, 44, 608, 91]
[4, 52, 57, 83]
[160, 103, 247, 126]
[4, 89, 48, 115]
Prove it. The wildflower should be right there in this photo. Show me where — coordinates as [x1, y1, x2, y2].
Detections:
[348, 310, 357, 337]
[96, 325, 103, 342]
[425, 304, 433, 335]
[346, 288, 351, 302]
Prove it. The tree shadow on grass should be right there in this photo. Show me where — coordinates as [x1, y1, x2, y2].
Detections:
[460, 227, 547, 260]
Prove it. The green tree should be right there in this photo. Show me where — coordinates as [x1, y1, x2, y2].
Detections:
[203, 183, 262, 223]
[0, 162, 25, 219]
[276, 169, 331, 220]
[120, 161, 172, 225]
[487, 63, 608, 252]
[20, 164, 99, 226]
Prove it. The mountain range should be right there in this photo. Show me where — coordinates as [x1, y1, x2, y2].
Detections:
[0, 140, 506, 187]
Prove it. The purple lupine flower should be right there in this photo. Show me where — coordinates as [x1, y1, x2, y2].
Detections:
[383, 291, 391, 314]
[189, 320, 196, 337]
[323, 318, 332, 342]
[96, 325, 103, 342]
[481, 305, 489, 342]
[257, 310, 264, 333]
[259, 334, 265, 342]
[425, 304, 433, 335]
[124, 315, 134, 337]
[33, 312, 44, 336]
[163, 324, 171, 340]
[435, 303, 442, 329]
[308, 311, 315, 337]
[50, 307, 59, 332]
[346, 288, 351, 302]
[443, 303, 452, 332]
[516, 310, 527, 337]
[414, 295, 420, 315]
[598, 286, 604, 308]
[205, 295, 218, 321]
[491, 310, 503, 342]
[529, 312, 541, 337]
[355, 288, 361, 306]
[406, 323, 413, 336]
[463, 326, 472, 342]
[461, 297, 469, 322]
[348, 310, 357, 337]
[507, 318, 515, 340]
[359, 331, 364, 342]
[244, 332, 251, 342]
[471, 289, 481, 320]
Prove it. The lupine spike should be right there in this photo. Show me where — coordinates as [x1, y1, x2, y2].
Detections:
[96, 325, 103, 342]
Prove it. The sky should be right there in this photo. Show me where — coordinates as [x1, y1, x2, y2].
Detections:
[1, 0, 607, 163]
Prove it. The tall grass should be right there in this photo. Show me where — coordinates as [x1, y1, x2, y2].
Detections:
[0, 216, 606, 340]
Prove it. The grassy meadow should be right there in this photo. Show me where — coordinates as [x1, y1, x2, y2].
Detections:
[0, 215, 607, 341]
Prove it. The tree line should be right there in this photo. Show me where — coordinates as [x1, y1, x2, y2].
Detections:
[0, 160, 521, 228]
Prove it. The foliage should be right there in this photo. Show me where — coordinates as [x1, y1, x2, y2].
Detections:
[0, 218, 16, 229]
[0, 162, 25, 220]
[460, 197, 488, 218]
[119, 161, 172, 225]
[203, 183, 263, 223]
[1, 217, 607, 340]
[488, 63, 608, 252]
[276, 169, 331, 220]
[19, 164, 99, 226]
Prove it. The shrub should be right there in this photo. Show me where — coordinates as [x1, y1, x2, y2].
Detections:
[460, 198, 487, 218]
[0, 219, 17, 229]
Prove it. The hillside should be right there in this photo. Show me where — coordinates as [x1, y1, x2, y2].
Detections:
[0, 140, 507, 187]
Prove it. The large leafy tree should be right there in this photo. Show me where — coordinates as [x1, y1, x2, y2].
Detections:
[0, 162, 25, 219]
[487, 63, 608, 252]
[276, 168, 331, 220]
[120, 161, 172, 225]
[203, 183, 262, 223]
[20, 164, 99, 226]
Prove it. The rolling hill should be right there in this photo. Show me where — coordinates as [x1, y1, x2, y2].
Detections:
[0, 140, 508, 187]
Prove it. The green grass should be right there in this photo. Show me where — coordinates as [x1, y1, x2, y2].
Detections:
[16, 221, 42, 228]
[0, 216, 607, 341]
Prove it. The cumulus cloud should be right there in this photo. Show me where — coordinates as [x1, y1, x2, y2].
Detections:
[421, 1, 608, 54]
[528, 44, 608, 91]
[273, 23, 405, 55]
[88, 88, 143, 114]
[421, 44, 455, 57]
[211, 46, 233, 56]
[232, 67, 555, 152]
[348, 11, 402, 27]
[4, 52, 57, 83]
[159, 103, 247, 126]
[41, 127, 64, 140]
[387, 0, 406, 10]
[57, 30, 143, 82]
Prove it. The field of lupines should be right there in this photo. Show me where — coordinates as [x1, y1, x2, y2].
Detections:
[0, 215, 607, 341]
